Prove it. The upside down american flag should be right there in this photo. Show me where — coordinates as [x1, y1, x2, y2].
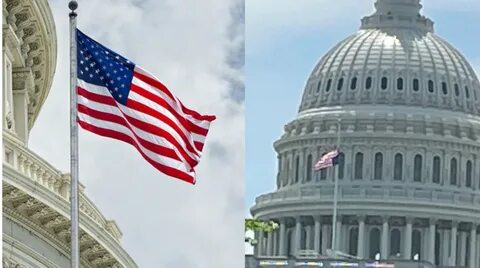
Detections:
[75, 29, 216, 184]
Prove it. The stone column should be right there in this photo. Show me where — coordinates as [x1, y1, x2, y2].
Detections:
[305, 225, 312, 250]
[428, 219, 436, 264]
[13, 88, 29, 143]
[335, 218, 342, 251]
[321, 224, 330, 254]
[381, 217, 389, 259]
[254, 230, 259, 256]
[469, 224, 477, 268]
[314, 216, 321, 254]
[404, 217, 413, 260]
[267, 231, 273, 256]
[258, 230, 264, 256]
[295, 217, 302, 255]
[459, 231, 467, 266]
[476, 233, 480, 268]
[450, 222, 458, 266]
[358, 215, 366, 258]
[442, 229, 450, 265]
[279, 219, 286, 256]
[273, 230, 278, 256]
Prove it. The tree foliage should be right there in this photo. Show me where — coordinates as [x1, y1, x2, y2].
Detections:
[245, 218, 278, 245]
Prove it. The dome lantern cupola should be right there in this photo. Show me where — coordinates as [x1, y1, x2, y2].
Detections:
[361, 0, 434, 33]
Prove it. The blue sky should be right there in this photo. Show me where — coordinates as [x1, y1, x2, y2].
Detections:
[245, 0, 480, 214]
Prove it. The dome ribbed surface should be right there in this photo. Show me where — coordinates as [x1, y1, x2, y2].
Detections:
[299, 6, 480, 115]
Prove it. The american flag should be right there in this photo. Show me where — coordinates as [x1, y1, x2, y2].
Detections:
[314, 149, 339, 171]
[75, 29, 215, 184]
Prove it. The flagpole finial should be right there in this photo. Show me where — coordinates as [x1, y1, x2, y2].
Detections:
[69, 1, 78, 17]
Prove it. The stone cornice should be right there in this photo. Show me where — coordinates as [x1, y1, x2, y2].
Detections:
[2, 132, 137, 267]
[275, 133, 480, 154]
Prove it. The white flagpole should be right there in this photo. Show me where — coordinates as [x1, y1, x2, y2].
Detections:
[69, 1, 79, 267]
[331, 119, 341, 254]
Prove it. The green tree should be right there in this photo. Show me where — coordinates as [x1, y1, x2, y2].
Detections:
[245, 218, 278, 246]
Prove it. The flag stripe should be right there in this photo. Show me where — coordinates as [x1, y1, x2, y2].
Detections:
[129, 89, 206, 145]
[77, 82, 200, 168]
[130, 82, 210, 136]
[78, 80, 203, 157]
[78, 103, 182, 162]
[314, 149, 339, 171]
[133, 68, 216, 122]
[126, 96, 202, 154]
[78, 119, 195, 184]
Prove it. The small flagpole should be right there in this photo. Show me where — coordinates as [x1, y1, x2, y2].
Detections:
[69, 1, 79, 268]
[331, 118, 341, 255]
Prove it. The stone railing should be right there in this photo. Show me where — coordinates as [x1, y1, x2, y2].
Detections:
[3, 131, 70, 199]
[2, 131, 122, 241]
[255, 183, 480, 209]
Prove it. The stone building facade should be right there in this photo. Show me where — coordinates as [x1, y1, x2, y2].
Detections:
[3, 0, 138, 266]
[251, 0, 480, 267]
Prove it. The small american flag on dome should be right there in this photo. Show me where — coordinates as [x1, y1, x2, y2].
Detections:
[314, 149, 340, 171]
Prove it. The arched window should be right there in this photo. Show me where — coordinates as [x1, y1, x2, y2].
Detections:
[390, 229, 401, 256]
[394, 153, 403, 181]
[412, 230, 422, 259]
[466, 160, 472, 188]
[355, 152, 364, 180]
[338, 153, 345, 180]
[320, 168, 327, 180]
[349, 228, 359, 256]
[413, 79, 419, 91]
[351, 77, 357, 90]
[326, 79, 332, 92]
[428, 80, 434, 93]
[397, 78, 403, 90]
[432, 156, 441, 184]
[465, 85, 470, 99]
[366, 77, 372, 89]
[374, 152, 383, 180]
[337, 78, 344, 91]
[316, 80, 322, 92]
[442, 82, 448, 95]
[413, 154, 422, 182]
[306, 154, 313, 182]
[450, 158, 457, 185]
[381, 77, 388, 90]
[369, 228, 381, 259]
[454, 84, 460, 97]
[295, 156, 300, 183]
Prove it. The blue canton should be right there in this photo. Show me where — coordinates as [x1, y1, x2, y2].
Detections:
[77, 29, 136, 105]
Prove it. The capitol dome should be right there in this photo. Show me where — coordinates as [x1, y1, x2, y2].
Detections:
[251, 0, 480, 267]
[300, 0, 480, 115]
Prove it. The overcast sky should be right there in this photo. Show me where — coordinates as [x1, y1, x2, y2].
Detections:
[29, 0, 244, 267]
[245, 0, 480, 253]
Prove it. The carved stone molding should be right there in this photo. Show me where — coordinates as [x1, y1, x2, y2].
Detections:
[4, 0, 57, 129]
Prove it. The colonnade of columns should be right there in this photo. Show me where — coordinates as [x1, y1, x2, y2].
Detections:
[255, 215, 480, 268]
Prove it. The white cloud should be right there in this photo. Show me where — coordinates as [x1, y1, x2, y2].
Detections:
[29, 0, 244, 267]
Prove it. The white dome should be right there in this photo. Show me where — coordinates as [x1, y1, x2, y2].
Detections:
[251, 1, 480, 266]
[299, 0, 480, 115]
